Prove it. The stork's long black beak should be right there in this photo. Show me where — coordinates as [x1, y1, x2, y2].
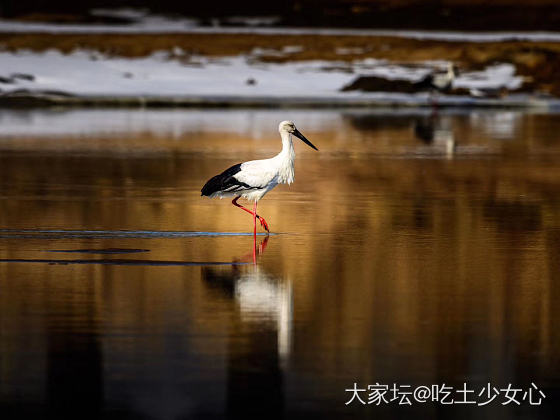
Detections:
[293, 129, 318, 151]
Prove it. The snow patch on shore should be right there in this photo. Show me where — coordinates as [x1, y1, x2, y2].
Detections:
[0, 50, 524, 99]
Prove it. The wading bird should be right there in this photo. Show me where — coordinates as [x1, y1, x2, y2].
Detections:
[414, 62, 457, 106]
[201, 121, 318, 234]
[415, 62, 457, 93]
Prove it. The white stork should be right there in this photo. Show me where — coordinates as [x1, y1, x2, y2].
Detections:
[201, 120, 318, 234]
[415, 62, 457, 93]
[414, 62, 457, 107]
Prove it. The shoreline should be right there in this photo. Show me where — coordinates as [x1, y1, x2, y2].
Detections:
[4, 23, 560, 42]
[2, 32, 560, 97]
[1, 92, 558, 109]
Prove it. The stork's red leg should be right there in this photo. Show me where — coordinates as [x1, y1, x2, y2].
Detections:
[252, 202, 257, 262]
[231, 197, 270, 233]
[252, 234, 257, 264]
[253, 202, 257, 236]
[258, 215, 269, 232]
[430, 91, 439, 113]
[232, 196, 253, 216]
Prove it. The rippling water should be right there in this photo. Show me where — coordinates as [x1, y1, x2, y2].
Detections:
[1, 108, 559, 419]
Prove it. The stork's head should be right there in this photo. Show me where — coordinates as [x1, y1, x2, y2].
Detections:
[279, 120, 296, 133]
[446, 62, 459, 76]
[278, 120, 318, 151]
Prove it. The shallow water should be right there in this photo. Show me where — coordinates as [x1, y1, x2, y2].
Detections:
[1, 108, 559, 419]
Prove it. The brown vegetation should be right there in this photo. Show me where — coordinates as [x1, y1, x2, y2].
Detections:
[1, 32, 560, 95]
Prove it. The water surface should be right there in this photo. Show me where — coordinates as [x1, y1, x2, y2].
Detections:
[1, 108, 559, 419]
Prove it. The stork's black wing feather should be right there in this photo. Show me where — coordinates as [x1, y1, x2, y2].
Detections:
[413, 74, 434, 90]
[201, 163, 252, 196]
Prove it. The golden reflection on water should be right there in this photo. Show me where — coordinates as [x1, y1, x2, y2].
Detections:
[0, 109, 559, 418]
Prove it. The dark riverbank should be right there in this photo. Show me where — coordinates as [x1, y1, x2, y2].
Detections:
[2, 0, 560, 31]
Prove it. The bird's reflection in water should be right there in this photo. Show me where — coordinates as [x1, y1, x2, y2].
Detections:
[414, 111, 456, 158]
[201, 236, 292, 419]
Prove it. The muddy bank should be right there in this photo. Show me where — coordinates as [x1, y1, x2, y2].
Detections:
[3, 1, 560, 31]
[1, 32, 560, 96]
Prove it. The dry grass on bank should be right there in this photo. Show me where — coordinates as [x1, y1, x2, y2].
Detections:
[1, 32, 560, 95]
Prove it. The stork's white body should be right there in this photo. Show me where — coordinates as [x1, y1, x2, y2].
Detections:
[211, 129, 296, 202]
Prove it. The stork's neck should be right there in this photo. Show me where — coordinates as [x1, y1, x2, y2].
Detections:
[276, 130, 296, 184]
[447, 65, 454, 78]
[279, 130, 295, 160]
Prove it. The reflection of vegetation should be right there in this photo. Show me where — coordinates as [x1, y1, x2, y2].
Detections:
[483, 200, 542, 232]
[343, 113, 411, 131]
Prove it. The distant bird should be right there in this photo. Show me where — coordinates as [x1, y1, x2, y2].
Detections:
[201, 121, 318, 234]
[414, 62, 457, 93]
